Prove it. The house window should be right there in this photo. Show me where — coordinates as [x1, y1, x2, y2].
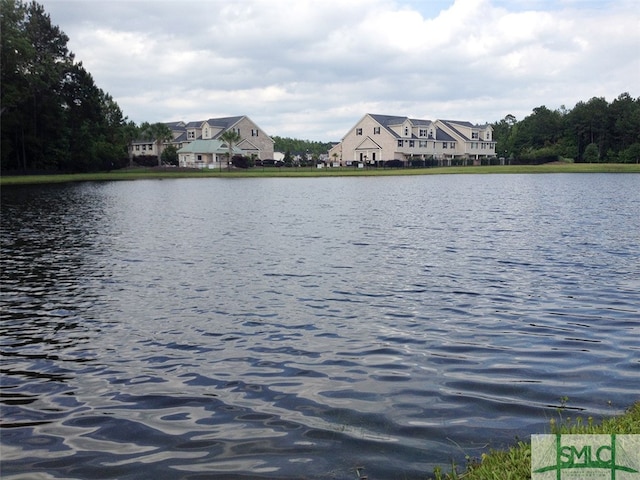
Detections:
[251, 129, 259, 136]
[398, 140, 404, 147]
[442, 142, 447, 149]
[187, 131, 195, 139]
[205, 128, 209, 137]
[135, 145, 140, 151]
[472, 132, 479, 139]
[404, 127, 409, 136]
[419, 140, 428, 148]
[419, 129, 427, 137]
[486, 132, 491, 140]
[373, 127, 380, 134]
[450, 142, 455, 149]
[356, 128, 363, 135]
[409, 140, 415, 147]
[142, 145, 146, 151]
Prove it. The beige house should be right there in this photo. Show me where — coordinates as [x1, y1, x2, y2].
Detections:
[329, 114, 496, 167]
[132, 116, 274, 168]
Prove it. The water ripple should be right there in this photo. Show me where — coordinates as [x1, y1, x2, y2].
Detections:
[2, 175, 639, 479]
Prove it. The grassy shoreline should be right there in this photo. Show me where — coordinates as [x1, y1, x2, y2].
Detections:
[2, 163, 640, 185]
[431, 401, 640, 479]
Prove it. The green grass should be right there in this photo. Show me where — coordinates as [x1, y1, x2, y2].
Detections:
[2, 163, 640, 185]
[430, 401, 640, 480]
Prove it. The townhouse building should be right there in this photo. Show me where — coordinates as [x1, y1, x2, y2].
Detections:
[329, 114, 496, 167]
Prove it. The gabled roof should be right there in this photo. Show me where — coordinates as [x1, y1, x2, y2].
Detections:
[185, 121, 204, 128]
[177, 139, 243, 155]
[237, 138, 260, 151]
[439, 120, 475, 141]
[355, 137, 383, 150]
[368, 114, 435, 139]
[368, 114, 408, 138]
[439, 120, 493, 142]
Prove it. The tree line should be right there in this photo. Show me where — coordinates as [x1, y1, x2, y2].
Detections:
[1, 0, 135, 172]
[271, 136, 335, 157]
[493, 93, 640, 164]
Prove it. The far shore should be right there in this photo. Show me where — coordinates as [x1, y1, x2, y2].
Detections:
[2, 163, 639, 186]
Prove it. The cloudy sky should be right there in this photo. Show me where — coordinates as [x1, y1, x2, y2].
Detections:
[41, 0, 639, 141]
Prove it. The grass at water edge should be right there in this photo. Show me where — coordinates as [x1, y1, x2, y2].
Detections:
[429, 401, 640, 480]
[2, 163, 640, 185]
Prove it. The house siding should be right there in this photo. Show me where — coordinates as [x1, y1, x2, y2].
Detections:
[335, 114, 496, 165]
[131, 115, 274, 162]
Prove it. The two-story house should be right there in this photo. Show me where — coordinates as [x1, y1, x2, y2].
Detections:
[131, 116, 274, 168]
[329, 114, 495, 167]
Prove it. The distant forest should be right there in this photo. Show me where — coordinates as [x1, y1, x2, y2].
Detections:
[1, 0, 638, 173]
[493, 94, 640, 164]
[271, 137, 335, 157]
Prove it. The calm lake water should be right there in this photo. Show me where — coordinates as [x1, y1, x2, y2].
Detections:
[1, 174, 639, 479]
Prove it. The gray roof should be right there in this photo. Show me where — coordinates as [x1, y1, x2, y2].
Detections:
[205, 116, 245, 138]
[410, 118, 433, 126]
[369, 114, 408, 138]
[173, 132, 188, 142]
[206, 116, 244, 128]
[435, 128, 455, 142]
[164, 121, 186, 130]
[440, 120, 475, 141]
[368, 114, 435, 139]
[441, 120, 475, 128]
[440, 120, 492, 142]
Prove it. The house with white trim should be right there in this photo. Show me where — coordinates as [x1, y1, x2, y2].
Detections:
[131, 116, 274, 168]
[176, 140, 243, 169]
[329, 114, 496, 167]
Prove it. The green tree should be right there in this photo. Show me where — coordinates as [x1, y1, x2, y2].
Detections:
[1, 0, 72, 169]
[283, 149, 293, 167]
[608, 93, 640, 156]
[566, 97, 609, 162]
[491, 93, 640, 164]
[272, 136, 334, 156]
[619, 143, 640, 164]
[492, 114, 517, 159]
[121, 121, 140, 166]
[161, 144, 178, 166]
[583, 143, 599, 163]
[1, 0, 129, 172]
[139, 122, 172, 166]
[219, 129, 241, 171]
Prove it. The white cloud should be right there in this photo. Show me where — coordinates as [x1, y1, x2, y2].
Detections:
[41, 0, 640, 140]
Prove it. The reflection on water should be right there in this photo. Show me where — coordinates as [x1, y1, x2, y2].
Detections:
[1, 174, 639, 479]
